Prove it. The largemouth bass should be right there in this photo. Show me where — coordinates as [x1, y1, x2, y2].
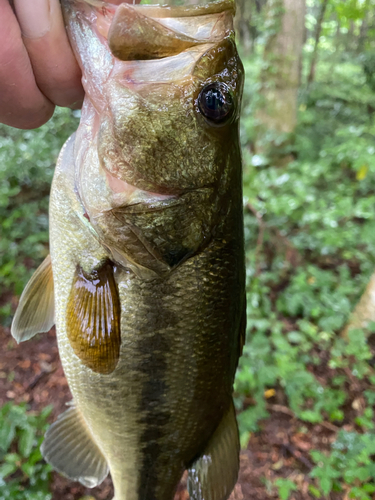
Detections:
[11, 1, 245, 499]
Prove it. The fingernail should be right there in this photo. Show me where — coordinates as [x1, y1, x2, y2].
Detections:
[14, 0, 51, 39]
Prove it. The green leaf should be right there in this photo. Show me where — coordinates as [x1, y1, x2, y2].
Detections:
[4, 453, 20, 464]
[308, 485, 322, 498]
[19, 426, 35, 458]
[21, 462, 34, 478]
[275, 478, 297, 500]
[0, 462, 17, 479]
[0, 419, 15, 452]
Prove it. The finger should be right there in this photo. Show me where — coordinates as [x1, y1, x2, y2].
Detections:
[0, 0, 54, 129]
[13, 0, 84, 109]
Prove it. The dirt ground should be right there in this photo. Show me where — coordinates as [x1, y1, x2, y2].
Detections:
[0, 324, 341, 500]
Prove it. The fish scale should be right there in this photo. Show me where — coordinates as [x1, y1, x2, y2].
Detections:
[11, 1, 245, 499]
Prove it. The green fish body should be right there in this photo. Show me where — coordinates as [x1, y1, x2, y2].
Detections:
[11, 1, 245, 499]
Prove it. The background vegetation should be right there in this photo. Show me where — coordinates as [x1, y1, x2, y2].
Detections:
[0, 0, 375, 498]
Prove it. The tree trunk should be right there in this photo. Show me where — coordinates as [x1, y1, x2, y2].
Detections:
[341, 273, 375, 339]
[335, 14, 341, 51]
[357, 0, 370, 54]
[235, 0, 266, 53]
[346, 20, 355, 52]
[255, 0, 306, 155]
[234, 0, 253, 51]
[308, 0, 329, 85]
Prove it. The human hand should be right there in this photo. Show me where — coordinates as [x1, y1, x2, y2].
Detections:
[0, 0, 84, 129]
[0, 0, 145, 130]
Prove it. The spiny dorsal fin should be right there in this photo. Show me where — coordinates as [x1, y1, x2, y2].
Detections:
[187, 400, 240, 500]
[67, 261, 121, 375]
[11, 255, 55, 343]
[41, 405, 109, 488]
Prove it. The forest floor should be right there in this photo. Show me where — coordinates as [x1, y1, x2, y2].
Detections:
[0, 324, 346, 500]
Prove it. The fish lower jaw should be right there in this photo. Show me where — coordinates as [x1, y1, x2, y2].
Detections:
[105, 170, 177, 207]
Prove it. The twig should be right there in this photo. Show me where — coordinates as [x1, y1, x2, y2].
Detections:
[319, 421, 340, 433]
[281, 443, 314, 470]
[267, 403, 294, 417]
[245, 203, 301, 273]
[27, 367, 57, 391]
[267, 404, 339, 433]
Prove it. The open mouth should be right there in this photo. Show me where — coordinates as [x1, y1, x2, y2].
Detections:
[72, 0, 234, 61]
[64, 0, 236, 92]
[79, 0, 233, 10]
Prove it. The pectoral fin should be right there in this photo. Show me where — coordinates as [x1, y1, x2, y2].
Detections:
[187, 401, 240, 500]
[11, 255, 54, 343]
[41, 405, 109, 488]
[67, 261, 121, 375]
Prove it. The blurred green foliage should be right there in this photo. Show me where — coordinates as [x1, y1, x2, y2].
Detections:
[0, 403, 53, 500]
[0, 109, 78, 323]
[235, 31, 375, 500]
[310, 430, 375, 499]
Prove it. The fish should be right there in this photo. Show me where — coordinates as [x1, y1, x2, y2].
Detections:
[11, 0, 245, 499]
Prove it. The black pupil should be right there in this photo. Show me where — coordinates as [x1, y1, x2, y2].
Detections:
[199, 83, 233, 123]
[205, 89, 225, 112]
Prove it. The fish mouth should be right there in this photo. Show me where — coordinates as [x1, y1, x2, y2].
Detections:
[70, 0, 234, 63]
[77, 0, 235, 16]
[107, 0, 235, 63]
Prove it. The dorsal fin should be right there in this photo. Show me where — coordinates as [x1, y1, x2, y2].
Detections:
[11, 255, 55, 343]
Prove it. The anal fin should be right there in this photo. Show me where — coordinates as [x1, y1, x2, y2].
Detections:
[11, 255, 55, 343]
[41, 405, 109, 488]
[187, 401, 240, 500]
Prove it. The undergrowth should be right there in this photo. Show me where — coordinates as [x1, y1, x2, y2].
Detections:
[0, 403, 52, 500]
[0, 109, 78, 324]
[235, 50, 375, 499]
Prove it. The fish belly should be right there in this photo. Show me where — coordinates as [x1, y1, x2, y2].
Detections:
[49, 138, 244, 500]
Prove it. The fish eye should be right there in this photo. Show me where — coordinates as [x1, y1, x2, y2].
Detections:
[198, 82, 235, 125]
